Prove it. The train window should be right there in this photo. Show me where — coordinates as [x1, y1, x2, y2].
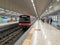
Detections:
[19, 16, 30, 23]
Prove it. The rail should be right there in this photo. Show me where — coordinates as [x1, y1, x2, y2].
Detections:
[0, 19, 36, 45]
[14, 19, 36, 45]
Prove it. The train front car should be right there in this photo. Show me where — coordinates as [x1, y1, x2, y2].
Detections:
[19, 15, 31, 30]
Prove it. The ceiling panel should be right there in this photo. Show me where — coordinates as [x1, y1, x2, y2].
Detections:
[0, 0, 52, 17]
[0, 0, 36, 16]
[34, 0, 52, 16]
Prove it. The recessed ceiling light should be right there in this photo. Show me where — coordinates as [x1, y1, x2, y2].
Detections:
[57, 0, 59, 1]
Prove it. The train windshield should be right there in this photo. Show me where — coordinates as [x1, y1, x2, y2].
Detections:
[19, 16, 30, 23]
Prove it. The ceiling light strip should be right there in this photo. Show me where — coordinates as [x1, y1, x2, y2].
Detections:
[31, 0, 38, 16]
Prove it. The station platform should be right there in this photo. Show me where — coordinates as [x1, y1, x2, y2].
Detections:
[0, 20, 60, 45]
[22, 20, 60, 45]
[0, 21, 18, 27]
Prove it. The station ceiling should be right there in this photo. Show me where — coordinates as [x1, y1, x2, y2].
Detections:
[0, 0, 52, 17]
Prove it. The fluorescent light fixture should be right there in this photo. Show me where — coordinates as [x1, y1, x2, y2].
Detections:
[5, 12, 11, 14]
[4, 9, 21, 16]
[31, 0, 38, 15]
[0, 11, 5, 13]
[5, 10, 10, 12]
[10, 11, 17, 14]
[31, 0, 33, 3]
[11, 11, 15, 14]
[49, 6, 52, 9]
[5, 11, 12, 14]
[0, 8, 4, 11]
[57, 0, 59, 1]
[17, 13, 23, 15]
[13, 11, 16, 13]
[11, 12, 17, 15]
[12, 13, 16, 15]
[16, 13, 20, 15]
[10, 11, 14, 13]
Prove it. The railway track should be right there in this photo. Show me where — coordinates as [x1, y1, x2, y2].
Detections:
[0, 26, 19, 40]
[0, 23, 18, 32]
[0, 24, 27, 45]
[0, 24, 18, 39]
[0, 28, 22, 45]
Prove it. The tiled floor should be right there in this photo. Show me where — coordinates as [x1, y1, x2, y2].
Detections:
[22, 20, 60, 45]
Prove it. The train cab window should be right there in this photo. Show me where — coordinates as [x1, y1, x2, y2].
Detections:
[19, 16, 30, 23]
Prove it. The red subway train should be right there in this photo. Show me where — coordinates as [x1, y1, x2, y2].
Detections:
[19, 15, 31, 29]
